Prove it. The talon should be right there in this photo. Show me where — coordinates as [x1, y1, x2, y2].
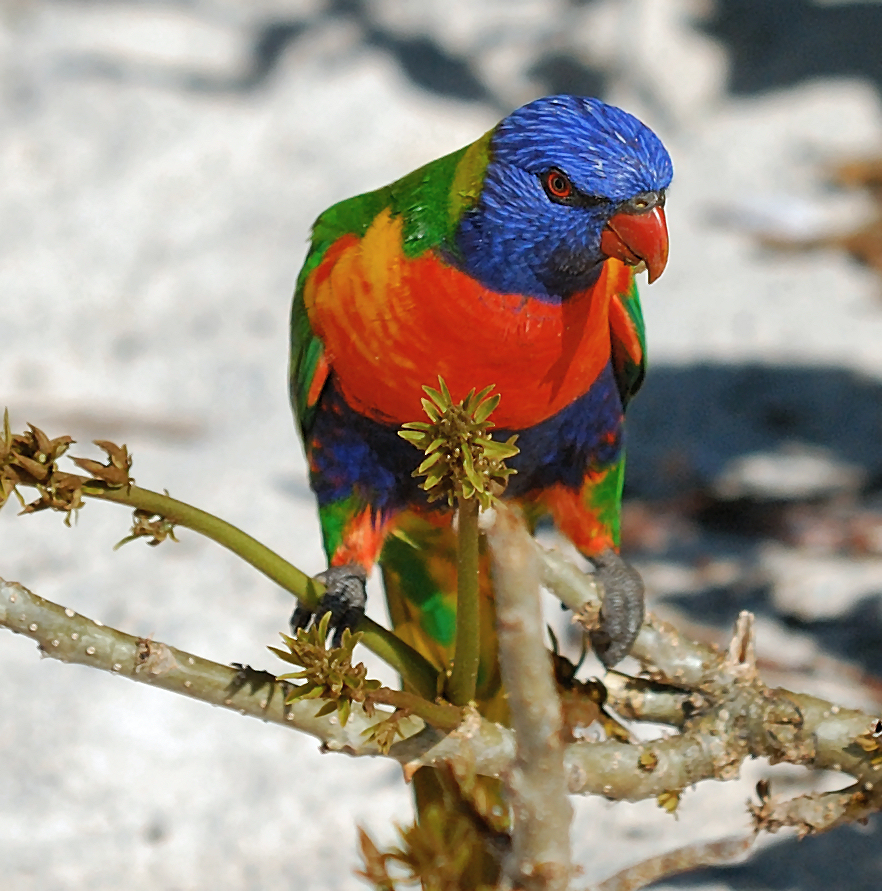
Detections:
[290, 605, 314, 632]
[589, 549, 644, 668]
[290, 564, 368, 647]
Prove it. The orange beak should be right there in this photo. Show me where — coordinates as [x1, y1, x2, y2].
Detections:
[599, 205, 669, 283]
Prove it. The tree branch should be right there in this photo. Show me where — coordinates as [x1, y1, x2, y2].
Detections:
[5, 563, 882, 845]
[487, 505, 573, 891]
[602, 671, 704, 727]
[538, 547, 718, 687]
[751, 783, 882, 836]
[0, 576, 423, 753]
[592, 834, 754, 891]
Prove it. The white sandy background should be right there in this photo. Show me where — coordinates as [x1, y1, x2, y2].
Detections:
[3, 1, 882, 888]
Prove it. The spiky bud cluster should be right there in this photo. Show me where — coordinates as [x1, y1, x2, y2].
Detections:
[398, 378, 519, 510]
[271, 613, 381, 726]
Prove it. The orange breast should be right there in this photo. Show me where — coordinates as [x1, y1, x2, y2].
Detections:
[304, 209, 631, 430]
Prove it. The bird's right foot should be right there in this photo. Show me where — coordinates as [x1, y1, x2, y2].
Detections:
[290, 564, 368, 648]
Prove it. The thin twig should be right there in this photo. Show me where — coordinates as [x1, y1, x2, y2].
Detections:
[603, 671, 704, 727]
[751, 783, 882, 836]
[367, 688, 464, 732]
[592, 834, 754, 891]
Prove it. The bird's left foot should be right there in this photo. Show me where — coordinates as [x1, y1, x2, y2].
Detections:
[290, 564, 368, 648]
[589, 549, 645, 668]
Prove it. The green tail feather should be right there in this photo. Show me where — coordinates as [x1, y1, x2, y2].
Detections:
[381, 510, 510, 886]
[380, 510, 506, 722]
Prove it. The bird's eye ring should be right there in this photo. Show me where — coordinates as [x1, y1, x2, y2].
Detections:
[543, 168, 573, 201]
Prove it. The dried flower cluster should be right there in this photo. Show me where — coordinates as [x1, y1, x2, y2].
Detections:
[1, 411, 81, 521]
[0, 411, 181, 550]
[358, 792, 506, 891]
[0, 410, 134, 524]
[114, 508, 179, 549]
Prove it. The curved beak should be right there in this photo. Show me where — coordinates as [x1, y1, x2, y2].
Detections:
[600, 205, 669, 283]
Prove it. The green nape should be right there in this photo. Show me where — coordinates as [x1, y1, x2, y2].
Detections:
[448, 129, 493, 230]
[391, 127, 493, 258]
[303, 125, 494, 268]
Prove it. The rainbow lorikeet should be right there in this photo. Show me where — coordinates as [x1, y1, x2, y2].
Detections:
[289, 95, 672, 693]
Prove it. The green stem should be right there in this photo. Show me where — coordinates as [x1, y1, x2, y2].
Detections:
[446, 494, 481, 706]
[369, 688, 464, 731]
[87, 481, 313, 593]
[71, 480, 439, 699]
[358, 623, 438, 700]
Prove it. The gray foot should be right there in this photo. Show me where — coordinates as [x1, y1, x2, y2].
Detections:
[589, 549, 645, 667]
[290, 564, 368, 648]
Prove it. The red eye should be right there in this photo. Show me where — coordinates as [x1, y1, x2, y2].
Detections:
[544, 169, 572, 199]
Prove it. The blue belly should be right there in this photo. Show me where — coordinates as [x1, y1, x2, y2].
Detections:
[307, 362, 624, 511]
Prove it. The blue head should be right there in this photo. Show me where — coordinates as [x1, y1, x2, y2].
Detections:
[453, 95, 673, 299]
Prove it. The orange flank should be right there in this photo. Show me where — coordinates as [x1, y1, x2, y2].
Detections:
[541, 482, 617, 555]
[306, 351, 331, 410]
[303, 209, 633, 430]
[330, 508, 391, 569]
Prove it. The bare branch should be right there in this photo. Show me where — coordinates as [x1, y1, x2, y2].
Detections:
[592, 834, 754, 891]
[5, 568, 882, 845]
[537, 547, 720, 687]
[561, 616, 882, 805]
[487, 506, 574, 891]
[0, 577, 423, 755]
[0, 575, 522, 778]
[751, 783, 882, 837]
[603, 671, 704, 727]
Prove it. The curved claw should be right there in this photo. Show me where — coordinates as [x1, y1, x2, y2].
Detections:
[290, 564, 368, 648]
[588, 549, 645, 668]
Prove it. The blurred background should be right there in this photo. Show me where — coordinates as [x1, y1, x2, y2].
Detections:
[3, 0, 882, 888]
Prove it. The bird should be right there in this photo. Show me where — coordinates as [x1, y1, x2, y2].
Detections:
[289, 93, 672, 699]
